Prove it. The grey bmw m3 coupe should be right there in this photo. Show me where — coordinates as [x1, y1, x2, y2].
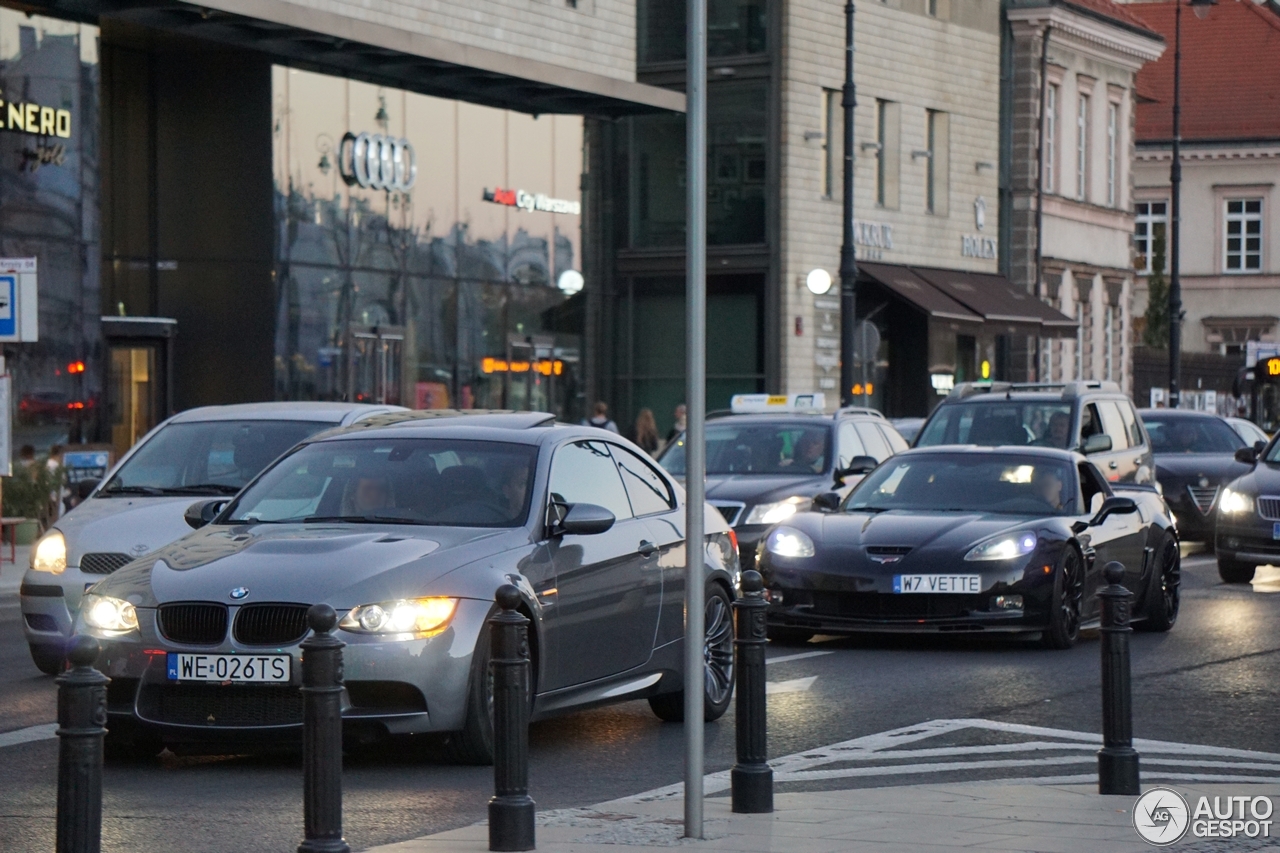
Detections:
[77, 411, 739, 762]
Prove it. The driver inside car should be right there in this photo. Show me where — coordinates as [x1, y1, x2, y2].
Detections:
[1034, 467, 1066, 511]
[347, 475, 393, 515]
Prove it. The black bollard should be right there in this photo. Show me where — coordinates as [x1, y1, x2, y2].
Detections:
[57, 635, 109, 853]
[299, 604, 350, 853]
[1098, 561, 1140, 795]
[732, 570, 772, 813]
[489, 584, 535, 852]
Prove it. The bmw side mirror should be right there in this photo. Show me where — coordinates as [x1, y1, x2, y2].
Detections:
[835, 455, 879, 484]
[185, 499, 228, 530]
[1080, 434, 1113, 455]
[556, 503, 616, 536]
[812, 492, 842, 512]
[1235, 446, 1259, 465]
[1089, 495, 1137, 527]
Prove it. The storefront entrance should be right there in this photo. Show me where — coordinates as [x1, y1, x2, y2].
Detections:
[102, 317, 175, 461]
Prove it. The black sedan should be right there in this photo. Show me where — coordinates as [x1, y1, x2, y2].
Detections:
[757, 446, 1179, 649]
[1141, 409, 1254, 542]
[1215, 436, 1280, 583]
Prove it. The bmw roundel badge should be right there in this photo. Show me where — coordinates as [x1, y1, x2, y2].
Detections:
[229, 587, 249, 600]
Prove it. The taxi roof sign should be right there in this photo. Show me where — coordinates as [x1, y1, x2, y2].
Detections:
[729, 393, 826, 414]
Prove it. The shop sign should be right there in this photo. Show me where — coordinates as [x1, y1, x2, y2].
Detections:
[483, 187, 581, 216]
[0, 100, 72, 138]
[931, 373, 955, 395]
[961, 235, 998, 259]
[338, 132, 417, 192]
[481, 356, 564, 376]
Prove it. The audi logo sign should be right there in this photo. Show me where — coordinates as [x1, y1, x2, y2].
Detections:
[338, 132, 417, 192]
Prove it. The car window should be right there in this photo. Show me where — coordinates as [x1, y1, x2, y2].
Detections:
[1080, 404, 1104, 444]
[610, 444, 675, 516]
[879, 424, 910, 454]
[549, 440, 634, 521]
[1142, 416, 1246, 454]
[917, 402, 1072, 448]
[225, 438, 537, 526]
[855, 422, 891, 461]
[1118, 402, 1145, 448]
[660, 422, 830, 475]
[1078, 462, 1111, 513]
[846, 453, 1079, 515]
[836, 422, 867, 468]
[1097, 402, 1130, 451]
[100, 419, 328, 495]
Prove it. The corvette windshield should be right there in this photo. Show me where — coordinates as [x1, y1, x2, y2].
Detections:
[225, 438, 538, 527]
[660, 422, 831, 475]
[846, 453, 1079, 515]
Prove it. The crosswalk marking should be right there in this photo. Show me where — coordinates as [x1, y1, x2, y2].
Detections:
[765, 676, 816, 695]
[0, 723, 57, 749]
[765, 650, 833, 666]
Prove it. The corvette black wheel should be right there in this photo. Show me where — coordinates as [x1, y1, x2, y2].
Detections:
[1043, 548, 1083, 650]
[649, 585, 735, 722]
[1138, 533, 1180, 632]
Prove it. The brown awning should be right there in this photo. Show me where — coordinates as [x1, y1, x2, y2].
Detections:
[857, 262, 982, 325]
[908, 266, 1077, 337]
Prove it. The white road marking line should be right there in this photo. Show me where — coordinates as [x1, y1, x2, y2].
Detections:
[766, 676, 817, 695]
[765, 650, 833, 666]
[0, 723, 57, 749]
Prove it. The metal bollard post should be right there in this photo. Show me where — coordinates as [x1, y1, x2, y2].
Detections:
[299, 604, 350, 853]
[732, 570, 772, 813]
[489, 584, 535, 852]
[1098, 561, 1140, 795]
[57, 635, 109, 853]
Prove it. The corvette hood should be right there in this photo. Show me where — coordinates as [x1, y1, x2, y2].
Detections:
[89, 523, 529, 609]
[54, 495, 203, 568]
[705, 474, 833, 507]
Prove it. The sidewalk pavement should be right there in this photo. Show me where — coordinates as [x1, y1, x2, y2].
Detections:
[364, 781, 1280, 853]
[0, 545, 30, 594]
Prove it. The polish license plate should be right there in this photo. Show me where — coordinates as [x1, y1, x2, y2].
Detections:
[1273, 522, 1280, 541]
[894, 574, 981, 594]
[167, 653, 290, 683]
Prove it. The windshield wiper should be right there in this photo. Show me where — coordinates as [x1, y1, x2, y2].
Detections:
[299, 515, 421, 525]
[161, 484, 243, 496]
[99, 485, 165, 496]
[852, 506, 891, 513]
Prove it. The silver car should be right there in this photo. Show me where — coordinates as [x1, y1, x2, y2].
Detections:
[77, 412, 738, 763]
[21, 402, 402, 674]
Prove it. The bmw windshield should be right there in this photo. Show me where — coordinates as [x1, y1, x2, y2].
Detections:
[846, 453, 1079, 515]
[660, 422, 831, 476]
[225, 438, 538, 527]
[100, 420, 327, 497]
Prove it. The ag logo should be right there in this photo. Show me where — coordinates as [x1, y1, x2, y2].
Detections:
[1134, 787, 1190, 845]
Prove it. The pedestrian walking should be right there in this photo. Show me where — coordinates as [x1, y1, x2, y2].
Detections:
[666, 404, 687, 444]
[633, 408, 660, 456]
[584, 401, 619, 434]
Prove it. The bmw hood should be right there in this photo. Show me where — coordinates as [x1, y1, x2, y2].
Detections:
[54, 495, 203, 568]
[88, 523, 531, 609]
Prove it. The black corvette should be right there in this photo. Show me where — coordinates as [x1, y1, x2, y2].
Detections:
[757, 446, 1180, 648]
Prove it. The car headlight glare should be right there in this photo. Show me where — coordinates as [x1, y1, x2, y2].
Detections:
[745, 496, 809, 525]
[765, 526, 816, 559]
[339, 597, 458, 636]
[82, 594, 138, 632]
[965, 532, 1038, 561]
[1219, 488, 1254, 515]
[31, 530, 66, 574]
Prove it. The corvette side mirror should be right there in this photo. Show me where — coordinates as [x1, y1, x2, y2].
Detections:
[1089, 495, 1137, 527]
[184, 499, 229, 530]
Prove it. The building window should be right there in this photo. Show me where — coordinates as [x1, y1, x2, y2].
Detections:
[927, 0, 938, 15]
[637, 0, 767, 64]
[875, 100, 899, 210]
[1076, 94, 1089, 201]
[1044, 84, 1057, 194]
[1106, 103, 1117, 208]
[1134, 201, 1167, 273]
[876, 99, 888, 206]
[822, 89, 837, 199]
[926, 109, 948, 215]
[1105, 305, 1114, 381]
[1224, 198, 1263, 272]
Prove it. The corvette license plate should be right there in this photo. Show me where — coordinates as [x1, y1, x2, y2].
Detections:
[167, 653, 290, 683]
[893, 574, 981, 594]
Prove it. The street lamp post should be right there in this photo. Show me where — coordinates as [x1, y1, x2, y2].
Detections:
[839, 0, 858, 408]
[1168, 0, 1215, 409]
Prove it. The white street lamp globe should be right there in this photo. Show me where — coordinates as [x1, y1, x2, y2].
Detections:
[557, 269, 584, 295]
[806, 268, 833, 295]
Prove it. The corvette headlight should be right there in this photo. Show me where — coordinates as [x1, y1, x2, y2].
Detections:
[82, 594, 138, 632]
[31, 530, 66, 574]
[339, 597, 458, 636]
[965, 532, 1038, 562]
[1219, 488, 1254, 515]
[765, 526, 815, 559]
[745, 496, 810, 525]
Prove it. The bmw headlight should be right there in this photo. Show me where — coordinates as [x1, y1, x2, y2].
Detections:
[1219, 488, 1254, 515]
[31, 530, 66, 574]
[82, 594, 138, 633]
[339, 597, 458, 636]
[965, 532, 1038, 562]
[745, 496, 810, 525]
[765, 526, 816, 559]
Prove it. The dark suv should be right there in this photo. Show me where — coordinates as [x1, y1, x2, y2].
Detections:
[914, 381, 1155, 485]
